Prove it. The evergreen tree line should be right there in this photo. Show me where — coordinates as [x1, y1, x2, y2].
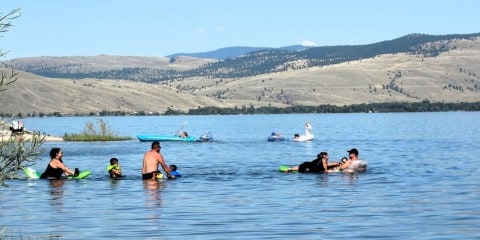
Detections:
[185, 101, 480, 115]
[3, 101, 479, 118]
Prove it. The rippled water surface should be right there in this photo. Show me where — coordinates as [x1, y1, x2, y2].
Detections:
[2, 113, 480, 239]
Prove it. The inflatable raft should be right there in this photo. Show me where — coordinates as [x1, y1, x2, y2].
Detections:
[23, 167, 91, 180]
[293, 122, 314, 142]
[268, 132, 286, 142]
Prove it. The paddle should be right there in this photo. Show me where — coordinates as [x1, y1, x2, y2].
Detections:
[175, 121, 188, 136]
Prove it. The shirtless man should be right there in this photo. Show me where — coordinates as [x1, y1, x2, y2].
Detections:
[340, 148, 359, 170]
[142, 141, 174, 180]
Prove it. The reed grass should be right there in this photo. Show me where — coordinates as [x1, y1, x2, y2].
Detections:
[63, 119, 131, 141]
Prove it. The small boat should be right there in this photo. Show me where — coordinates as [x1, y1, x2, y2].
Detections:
[268, 132, 285, 141]
[137, 134, 197, 142]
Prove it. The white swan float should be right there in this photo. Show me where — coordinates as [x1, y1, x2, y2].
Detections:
[294, 122, 314, 142]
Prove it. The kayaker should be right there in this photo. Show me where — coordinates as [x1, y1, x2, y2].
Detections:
[177, 129, 188, 138]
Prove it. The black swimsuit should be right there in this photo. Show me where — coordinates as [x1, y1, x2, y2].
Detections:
[298, 159, 326, 173]
[40, 162, 64, 179]
[142, 171, 158, 180]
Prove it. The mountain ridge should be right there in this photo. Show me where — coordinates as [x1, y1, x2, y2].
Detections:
[2, 32, 479, 82]
[1, 33, 480, 115]
[167, 45, 312, 60]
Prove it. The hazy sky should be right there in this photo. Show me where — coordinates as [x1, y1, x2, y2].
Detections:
[1, 0, 479, 59]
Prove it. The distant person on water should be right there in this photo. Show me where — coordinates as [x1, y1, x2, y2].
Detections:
[177, 129, 189, 138]
[107, 157, 122, 178]
[293, 133, 300, 140]
[40, 148, 77, 179]
[271, 132, 281, 137]
[169, 164, 181, 177]
[142, 141, 174, 180]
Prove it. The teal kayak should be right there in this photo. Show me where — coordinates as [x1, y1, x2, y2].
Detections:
[136, 134, 197, 142]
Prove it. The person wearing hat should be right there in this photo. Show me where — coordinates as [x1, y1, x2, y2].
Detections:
[340, 148, 359, 170]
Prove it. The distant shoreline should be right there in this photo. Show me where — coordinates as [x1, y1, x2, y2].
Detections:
[2, 100, 479, 118]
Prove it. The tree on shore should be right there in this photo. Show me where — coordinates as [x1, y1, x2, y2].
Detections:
[0, 8, 45, 186]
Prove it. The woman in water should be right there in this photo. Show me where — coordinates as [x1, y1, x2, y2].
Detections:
[40, 148, 76, 179]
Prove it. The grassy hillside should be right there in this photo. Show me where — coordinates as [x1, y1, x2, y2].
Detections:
[3, 33, 479, 83]
[0, 69, 232, 115]
[1, 35, 479, 115]
[173, 38, 480, 107]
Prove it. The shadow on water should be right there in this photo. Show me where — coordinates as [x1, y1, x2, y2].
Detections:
[48, 179, 65, 210]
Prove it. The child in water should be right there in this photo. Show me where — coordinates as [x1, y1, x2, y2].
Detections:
[328, 157, 349, 172]
[169, 164, 181, 177]
[107, 158, 122, 178]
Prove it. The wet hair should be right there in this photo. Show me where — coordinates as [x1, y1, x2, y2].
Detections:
[50, 148, 62, 159]
[317, 152, 328, 159]
[110, 157, 119, 165]
[151, 141, 160, 149]
[294, 133, 300, 138]
[170, 164, 177, 171]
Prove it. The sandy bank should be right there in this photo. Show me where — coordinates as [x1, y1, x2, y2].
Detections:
[0, 126, 63, 142]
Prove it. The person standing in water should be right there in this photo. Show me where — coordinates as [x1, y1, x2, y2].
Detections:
[142, 141, 174, 180]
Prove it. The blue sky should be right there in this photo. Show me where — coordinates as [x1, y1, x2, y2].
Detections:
[1, 0, 479, 59]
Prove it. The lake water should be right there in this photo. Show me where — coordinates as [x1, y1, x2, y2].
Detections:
[1, 112, 480, 239]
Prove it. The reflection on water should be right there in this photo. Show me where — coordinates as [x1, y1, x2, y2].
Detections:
[143, 179, 163, 207]
[48, 179, 65, 209]
[1, 113, 479, 239]
[109, 178, 121, 189]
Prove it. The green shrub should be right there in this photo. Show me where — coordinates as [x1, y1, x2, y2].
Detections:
[63, 119, 131, 141]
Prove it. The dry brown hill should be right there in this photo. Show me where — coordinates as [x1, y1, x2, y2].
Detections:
[1, 54, 214, 72]
[0, 70, 232, 115]
[173, 38, 480, 107]
[1, 38, 479, 115]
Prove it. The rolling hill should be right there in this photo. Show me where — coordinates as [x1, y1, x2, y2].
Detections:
[167, 45, 312, 60]
[3, 33, 479, 83]
[1, 33, 480, 115]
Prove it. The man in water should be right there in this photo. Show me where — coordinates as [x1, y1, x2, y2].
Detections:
[340, 148, 362, 170]
[142, 141, 174, 180]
